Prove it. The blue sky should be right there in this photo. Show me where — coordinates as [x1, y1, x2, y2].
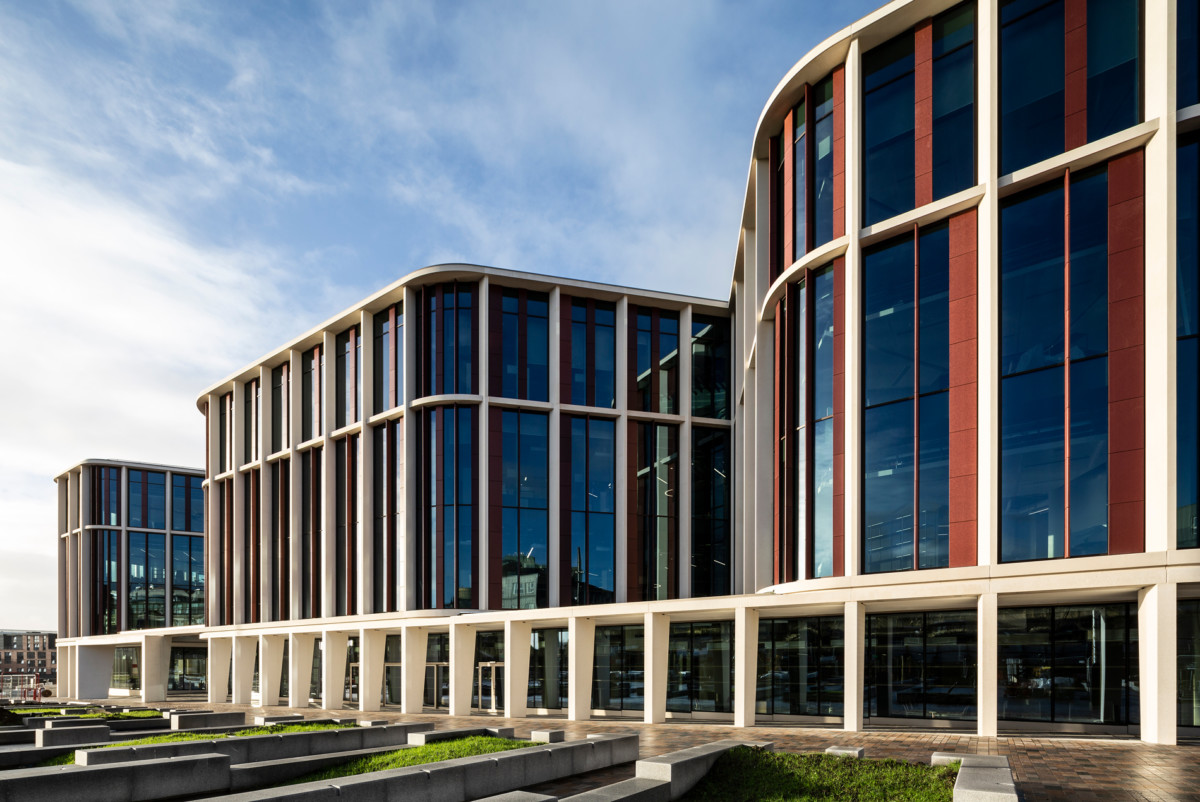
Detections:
[0, 0, 878, 629]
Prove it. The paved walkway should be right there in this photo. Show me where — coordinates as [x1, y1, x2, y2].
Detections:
[63, 698, 1200, 801]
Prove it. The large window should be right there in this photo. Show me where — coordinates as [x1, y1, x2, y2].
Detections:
[635, 422, 678, 601]
[592, 625, 644, 712]
[867, 609, 977, 721]
[1000, 169, 1118, 561]
[499, 410, 549, 609]
[932, 3, 976, 199]
[565, 298, 616, 409]
[334, 326, 361, 430]
[171, 535, 204, 626]
[93, 529, 120, 634]
[1179, 135, 1199, 550]
[998, 603, 1138, 725]
[691, 426, 731, 597]
[417, 405, 476, 609]
[862, 227, 950, 573]
[757, 616, 844, 717]
[1181, 600, 1200, 727]
[528, 628, 569, 710]
[418, 282, 475, 397]
[128, 470, 166, 531]
[372, 421, 402, 613]
[301, 346, 322, 442]
[566, 416, 616, 606]
[300, 448, 322, 619]
[372, 302, 403, 413]
[127, 531, 166, 630]
[269, 460, 289, 622]
[780, 73, 839, 274]
[1000, 0, 1140, 174]
[813, 75, 836, 249]
[495, 288, 549, 402]
[93, 466, 121, 527]
[632, 308, 679, 414]
[270, 363, 288, 454]
[1182, 0, 1200, 109]
[863, 29, 915, 225]
[171, 474, 204, 533]
[691, 314, 730, 419]
[244, 378, 260, 463]
[667, 621, 734, 715]
[333, 435, 358, 617]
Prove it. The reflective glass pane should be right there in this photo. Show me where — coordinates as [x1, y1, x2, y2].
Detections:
[1182, 0, 1200, 109]
[1178, 338, 1199, 549]
[864, 237, 915, 406]
[1086, 0, 1140, 142]
[1001, 367, 1065, 561]
[919, 225, 951, 394]
[863, 34, 915, 225]
[1068, 357, 1109, 556]
[863, 401, 915, 574]
[1000, 0, 1064, 173]
[998, 606, 1053, 721]
[918, 391, 951, 569]
[1001, 183, 1065, 375]
[1069, 170, 1109, 359]
[932, 7, 976, 199]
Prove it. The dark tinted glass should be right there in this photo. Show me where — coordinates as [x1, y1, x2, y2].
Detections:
[814, 268, 835, 419]
[998, 606, 1053, 721]
[1001, 367, 1065, 561]
[1086, 0, 1140, 142]
[813, 418, 835, 578]
[863, 401, 915, 574]
[918, 391, 951, 569]
[595, 306, 616, 408]
[1181, 0, 1200, 109]
[932, 3, 975, 198]
[527, 294, 549, 402]
[1068, 357, 1109, 555]
[794, 100, 807, 257]
[692, 314, 731, 419]
[1069, 170, 1109, 358]
[919, 225, 951, 393]
[864, 34, 915, 225]
[813, 77, 836, 247]
[1001, 183, 1065, 375]
[1181, 600, 1200, 726]
[1180, 139, 1200, 338]
[863, 237, 915, 406]
[691, 427, 731, 597]
[1000, 0, 1064, 173]
[1179, 338, 1199, 549]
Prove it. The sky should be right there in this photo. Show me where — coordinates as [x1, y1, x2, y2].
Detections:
[0, 0, 878, 630]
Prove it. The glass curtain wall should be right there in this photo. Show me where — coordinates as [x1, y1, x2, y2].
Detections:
[334, 326, 361, 430]
[636, 422, 678, 600]
[372, 420, 403, 613]
[372, 302, 403, 412]
[567, 298, 616, 409]
[300, 448, 322, 618]
[112, 646, 140, 691]
[419, 283, 475, 397]
[94, 529, 120, 634]
[567, 416, 616, 605]
[756, 616, 844, 718]
[691, 426, 731, 597]
[1182, 0, 1200, 109]
[811, 268, 836, 577]
[632, 309, 679, 414]
[1181, 600, 1200, 727]
[666, 621, 734, 715]
[128, 470, 166, 530]
[866, 610, 977, 721]
[592, 625, 645, 712]
[863, 29, 915, 225]
[171, 474, 204, 533]
[691, 314, 730, 419]
[383, 634, 402, 706]
[472, 631, 504, 711]
[1179, 135, 1199, 549]
[301, 347, 322, 442]
[501, 410, 549, 609]
[271, 363, 287, 454]
[334, 436, 358, 617]
[93, 466, 121, 526]
[171, 534, 204, 626]
[998, 603, 1138, 725]
[932, 3, 976, 199]
[497, 289, 549, 402]
[419, 406, 476, 609]
[528, 628, 569, 710]
[127, 531, 166, 630]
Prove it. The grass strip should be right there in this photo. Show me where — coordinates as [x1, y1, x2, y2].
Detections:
[37, 721, 354, 767]
[679, 746, 957, 802]
[292, 735, 534, 784]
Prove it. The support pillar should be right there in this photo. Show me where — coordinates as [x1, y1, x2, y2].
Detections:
[321, 631, 349, 711]
[208, 638, 231, 705]
[360, 629, 386, 712]
[287, 633, 316, 708]
[976, 593, 998, 736]
[231, 636, 256, 706]
[1138, 583, 1178, 744]
[401, 627, 427, 714]
[567, 617, 595, 721]
[449, 623, 475, 717]
[643, 612, 669, 724]
[77, 643, 116, 701]
[733, 607, 759, 728]
[504, 619, 532, 719]
[842, 601, 865, 732]
[260, 635, 286, 707]
[141, 636, 171, 703]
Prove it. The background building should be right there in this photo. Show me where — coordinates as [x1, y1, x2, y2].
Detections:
[56, 0, 1200, 744]
[0, 630, 57, 694]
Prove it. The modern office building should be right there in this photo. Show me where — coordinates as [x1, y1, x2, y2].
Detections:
[56, 0, 1200, 743]
[0, 631, 57, 685]
[54, 459, 208, 700]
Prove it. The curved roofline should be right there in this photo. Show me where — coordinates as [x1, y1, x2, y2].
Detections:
[54, 458, 204, 482]
[195, 262, 728, 408]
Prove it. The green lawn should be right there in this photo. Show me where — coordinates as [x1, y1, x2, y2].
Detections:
[38, 721, 354, 766]
[679, 746, 957, 802]
[291, 736, 535, 784]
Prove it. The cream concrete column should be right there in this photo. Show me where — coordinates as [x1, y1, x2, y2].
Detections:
[842, 601, 865, 732]
[401, 626, 427, 714]
[976, 593, 998, 736]
[842, 36, 863, 579]
[679, 305, 694, 600]
[359, 628, 386, 713]
[478, 276, 491, 609]
[80, 469, 93, 634]
[321, 332, 337, 619]
[76, 644, 115, 700]
[1138, 582, 1178, 744]
[976, 0, 1000, 566]
[141, 636, 171, 703]
[231, 635, 256, 706]
[288, 350, 303, 620]
[287, 633, 316, 708]
[402, 285, 419, 612]
[504, 619, 532, 719]
[208, 638, 232, 705]
[449, 623, 476, 717]
[752, 157, 773, 591]
[58, 645, 72, 700]
[615, 297, 630, 603]
[548, 288, 563, 607]
[733, 606, 759, 728]
[643, 611, 669, 724]
[567, 616, 595, 721]
[321, 630, 349, 711]
[1143, 0, 1177, 553]
[260, 635, 285, 707]
[231, 382, 246, 625]
[258, 366, 273, 618]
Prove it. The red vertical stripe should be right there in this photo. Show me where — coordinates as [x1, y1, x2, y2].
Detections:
[831, 256, 845, 576]
[1064, 0, 1088, 150]
[914, 20, 934, 207]
[948, 209, 979, 567]
[783, 110, 795, 267]
[832, 67, 846, 240]
[1107, 150, 1145, 554]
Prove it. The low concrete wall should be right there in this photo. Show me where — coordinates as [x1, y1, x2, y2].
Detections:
[562, 777, 671, 802]
[171, 711, 247, 730]
[229, 744, 417, 791]
[0, 752, 231, 802]
[36, 725, 111, 747]
[22, 715, 84, 729]
[634, 739, 772, 801]
[109, 718, 171, 732]
[408, 726, 515, 745]
[931, 753, 1018, 802]
[0, 729, 34, 745]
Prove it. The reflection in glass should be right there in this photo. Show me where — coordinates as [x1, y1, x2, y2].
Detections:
[1000, 0, 1064, 173]
[756, 616, 844, 718]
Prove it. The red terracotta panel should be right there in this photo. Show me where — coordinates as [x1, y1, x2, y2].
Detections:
[949, 297, 978, 345]
[1109, 449, 1146, 504]
[1109, 198, 1145, 251]
[1109, 150, 1145, 204]
[1109, 396, 1146, 453]
[949, 429, 978, 476]
[915, 20, 934, 96]
[1109, 297, 1145, 351]
[950, 474, 978, 523]
[949, 209, 978, 258]
[915, 95, 933, 143]
[949, 342, 978, 388]
[1108, 345, 1144, 403]
[949, 383, 976, 432]
[1064, 28, 1088, 73]
[1108, 247, 1144, 301]
[1108, 500, 1145, 554]
[948, 258, 976, 303]
[948, 519, 977, 567]
[1065, 0, 1087, 28]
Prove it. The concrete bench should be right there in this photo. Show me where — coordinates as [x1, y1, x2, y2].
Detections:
[825, 745, 864, 758]
[408, 725, 515, 745]
[0, 729, 35, 745]
[930, 753, 1017, 802]
[476, 793, 559, 802]
[532, 729, 565, 743]
[36, 724, 111, 747]
[252, 714, 304, 726]
[0, 752, 231, 802]
[44, 717, 106, 728]
[635, 739, 772, 800]
[161, 708, 212, 718]
[563, 777, 671, 802]
[22, 715, 84, 728]
[108, 717, 171, 732]
[229, 743, 418, 792]
[171, 711, 247, 730]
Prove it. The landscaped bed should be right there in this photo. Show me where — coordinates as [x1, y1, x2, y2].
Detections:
[39, 721, 356, 766]
[679, 746, 957, 802]
[291, 735, 535, 784]
[4, 707, 163, 721]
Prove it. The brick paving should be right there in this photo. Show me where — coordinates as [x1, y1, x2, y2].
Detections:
[72, 698, 1200, 801]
